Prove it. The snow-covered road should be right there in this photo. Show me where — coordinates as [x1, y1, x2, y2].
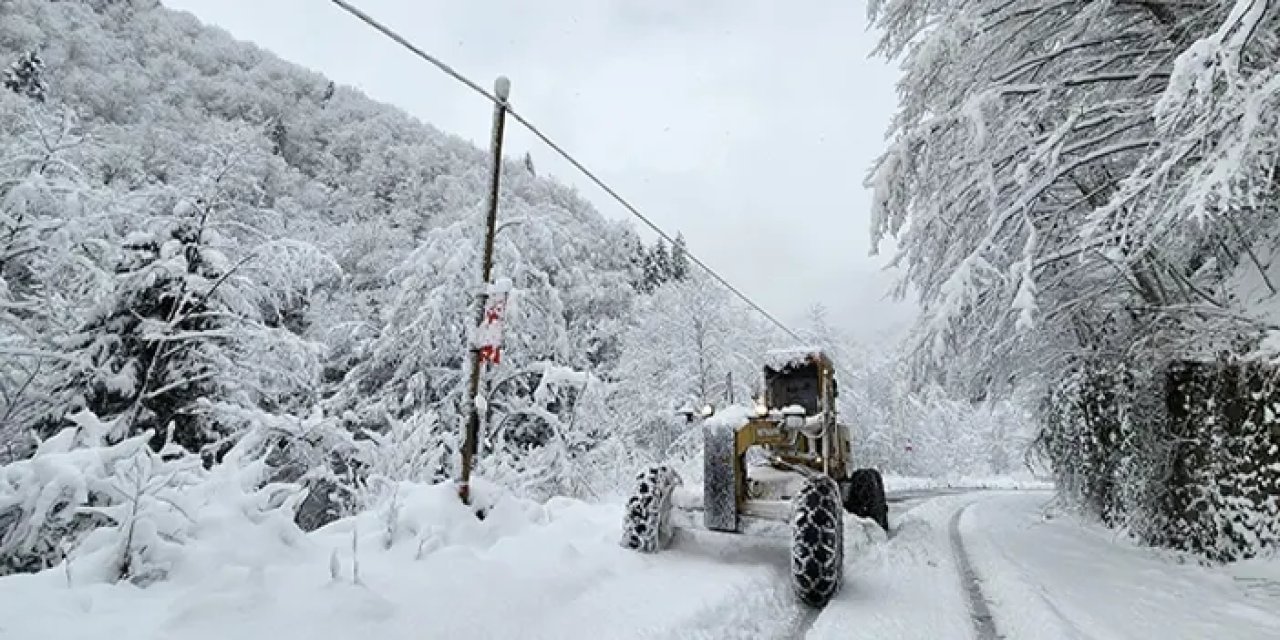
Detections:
[1, 485, 1276, 640]
[959, 493, 1280, 639]
[811, 490, 1280, 639]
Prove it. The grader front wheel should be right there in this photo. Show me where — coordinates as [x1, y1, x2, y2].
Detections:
[620, 464, 682, 552]
[790, 475, 845, 607]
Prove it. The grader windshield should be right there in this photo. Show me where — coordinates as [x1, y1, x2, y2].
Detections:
[764, 358, 822, 415]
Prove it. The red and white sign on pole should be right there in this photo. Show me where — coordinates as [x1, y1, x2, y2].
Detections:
[473, 278, 512, 365]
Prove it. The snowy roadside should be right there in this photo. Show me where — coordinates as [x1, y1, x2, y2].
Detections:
[0, 478, 1008, 640]
[4, 481, 1274, 640]
[959, 492, 1280, 639]
[0, 480, 801, 640]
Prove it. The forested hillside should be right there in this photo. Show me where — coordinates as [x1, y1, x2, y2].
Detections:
[0, 0, 1033, 579]
[868, 0, 1280, 560]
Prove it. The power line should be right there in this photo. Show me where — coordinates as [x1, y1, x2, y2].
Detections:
[502, 112, 807, 344]
[327, 0, 807, 345]
[329, 0, 499, 104]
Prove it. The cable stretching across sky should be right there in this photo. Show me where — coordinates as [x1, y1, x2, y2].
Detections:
[327, 0, 810, 346]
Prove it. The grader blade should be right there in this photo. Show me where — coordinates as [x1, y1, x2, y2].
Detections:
[703, 420, 739, 532]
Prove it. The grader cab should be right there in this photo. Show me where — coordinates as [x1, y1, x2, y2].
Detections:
[620, 348, 888, 608]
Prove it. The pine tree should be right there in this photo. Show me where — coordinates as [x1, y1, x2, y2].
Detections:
[40, 213, 236, 456]
[266, 116, 287, 157]
[670, 233, 690, 281]
[642, 242, 672, 291]
[626, 236, 651, 293]
[3, 51, 47, 103]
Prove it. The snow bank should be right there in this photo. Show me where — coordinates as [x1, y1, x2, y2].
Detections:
[0, 474, 816, 639]
[313, 477, 548, 557]
[0, 477, 601, 639]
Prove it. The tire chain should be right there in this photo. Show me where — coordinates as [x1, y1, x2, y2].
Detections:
[791, 475, 845, 607]
[620, 464, 681, 552]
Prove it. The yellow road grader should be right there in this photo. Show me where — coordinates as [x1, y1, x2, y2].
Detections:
[620, 348, 888, 607]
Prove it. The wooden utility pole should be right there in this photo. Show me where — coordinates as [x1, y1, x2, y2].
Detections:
[459, 76, 511, 506]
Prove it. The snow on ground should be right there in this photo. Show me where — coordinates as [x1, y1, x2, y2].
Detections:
[883, 473, 1053, 492]
[961, 492, 1280, 639]
[807, 493, 978, 639]
[2, 481, 1276, 640]
[0, 479, 802, 640]
[1227, 554, 1280, 602]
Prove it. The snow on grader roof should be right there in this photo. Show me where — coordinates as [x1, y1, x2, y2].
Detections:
[763, 345, 826, 370]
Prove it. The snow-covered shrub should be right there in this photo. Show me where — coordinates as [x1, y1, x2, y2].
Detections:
[1041, 356, 1280, 562]
[0, 409, 142, 574]
[212, 403, 363, 531]
[0, 408, 310, 582]
[68, 427, 204, 585]
[1041, 360, 1138, 525]
[354, 410, 455, 488]
[1155, 359, 1280, 561]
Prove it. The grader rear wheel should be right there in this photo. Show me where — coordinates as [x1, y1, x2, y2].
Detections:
[843, 468, 889, 532]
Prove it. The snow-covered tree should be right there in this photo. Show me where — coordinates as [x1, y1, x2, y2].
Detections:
[640, 242, 672, 293]
[609, 275, 776, 460]
[866, 0, 1278, 392]
[325, 176, 637, 492]
[0, 99, 108, 458]
[37, 212, 243, 454]
[868, 0, 1280, 556]
[3, 51, 45, 103]
[669, 233, 690, 282]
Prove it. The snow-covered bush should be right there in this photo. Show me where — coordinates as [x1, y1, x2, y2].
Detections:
[0, 410, 144, 574]
[1150, 359, 1279, 561]
[1037, 353, 1280, 561]
[0, 408, 309, 581]
[212, 403, 361, 531]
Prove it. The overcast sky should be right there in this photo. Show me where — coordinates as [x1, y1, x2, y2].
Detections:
[162, 0, 915, 345]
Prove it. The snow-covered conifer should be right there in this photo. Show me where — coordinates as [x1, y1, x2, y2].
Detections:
[3, 51, 46, 103]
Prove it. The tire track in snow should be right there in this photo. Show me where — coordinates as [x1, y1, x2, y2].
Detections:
[961, 496, 1099, 640]
[658, 458, 971, 637]
[948, 502, 1000, 640]
[665, 527, 815, 640]
[783, 489, 951, 640]
[781, 601, 821, 640]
